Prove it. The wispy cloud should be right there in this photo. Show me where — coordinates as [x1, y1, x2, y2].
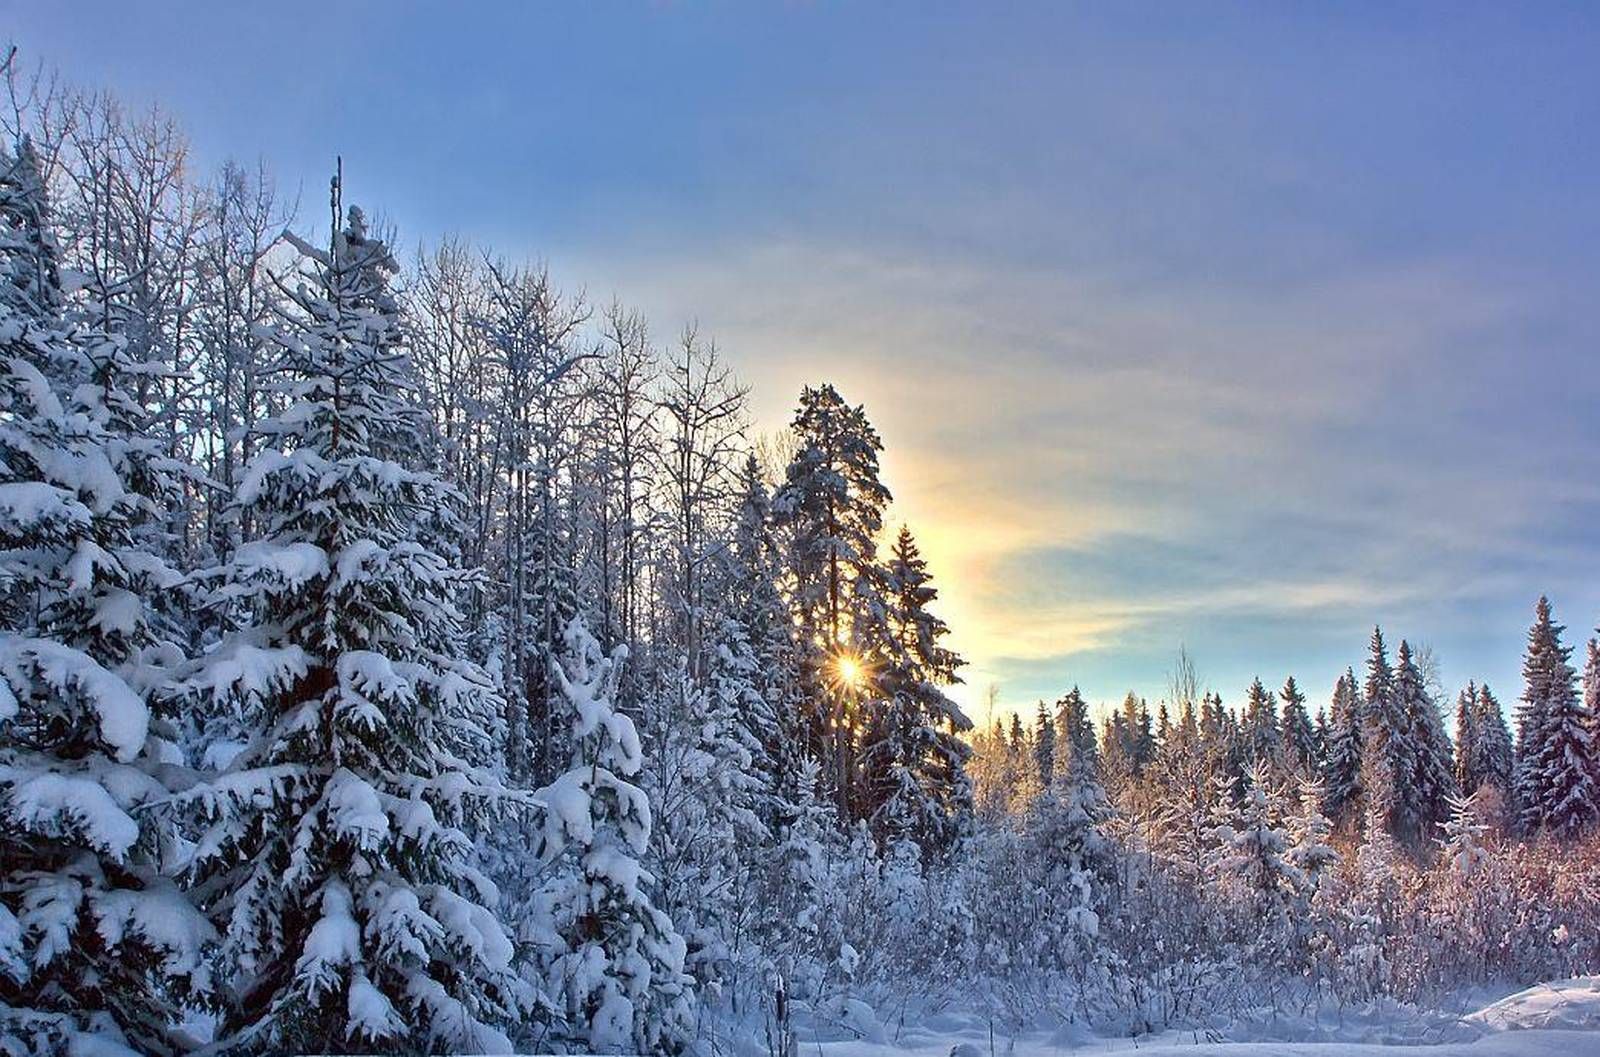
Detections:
[579, 231, 1600, 714]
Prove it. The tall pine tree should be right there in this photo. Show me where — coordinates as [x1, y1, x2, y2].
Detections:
[772, 384, 891, 818]
[1033, 700, 1056, 790]
[1241, 677, 1280, 766]
[1466, 683, 1515, 828]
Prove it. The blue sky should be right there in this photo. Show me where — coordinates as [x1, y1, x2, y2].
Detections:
[12, 2, 1600, 723]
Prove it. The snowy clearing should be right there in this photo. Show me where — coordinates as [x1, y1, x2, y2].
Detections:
[810, 1028, 1600, 1057]
[783, 981, 1600, 1057]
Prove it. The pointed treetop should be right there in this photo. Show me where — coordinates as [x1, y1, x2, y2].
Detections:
[1365, 626, 1395, 704]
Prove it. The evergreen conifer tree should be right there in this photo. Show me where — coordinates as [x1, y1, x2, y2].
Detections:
[1033, 700, 1056, 790]
[1241, 677, 1280, 766]
[1515, 597, 1597, 836]
[178, 198, 526, 1053]
[1212, 761, 1302, 947]
[772, 384, 891, 818]
[1286, 776, 1340, 892]
[1026, 726, 1112, 977]
[1471, 685, 1515, 799]
[1154, 701, 1173, 749]
[721, 454, 796, 824]
[1320, 669, 1364, 828]
[0, 133, 212, 1057]
[530, 620, 694, 1054]
[1362, 629, 1420, 843]
[1454, 682, 1478, 794]
[1437, 791, 1490, 879]
[863, 527, 973, 855]
[1279, 675, 1316, 775]
[1395, 640, 1456, 845]
[1056, 687, 1097, 774]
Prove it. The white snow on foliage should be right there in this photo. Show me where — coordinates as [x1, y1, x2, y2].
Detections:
[325, 768, 389, 848]
[231, 539, 329, 590]
[93, 879, 217, 978]
[295, 880, 361, 990]
[0, 637, 149, 760]
[1, 767, 139, 856]
[184, 635, 309, 704]
[0, 480, 89, 534]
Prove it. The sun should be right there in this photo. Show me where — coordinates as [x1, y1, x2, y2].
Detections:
[834, 652, 866, 690]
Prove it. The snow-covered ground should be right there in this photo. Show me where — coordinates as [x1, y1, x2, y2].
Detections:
[1466, 976, 1600, 1032]
[795, 979, 1600, 1057]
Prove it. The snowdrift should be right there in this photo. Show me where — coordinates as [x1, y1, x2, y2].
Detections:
[791, 980, 1600, 1057]
[1466, 977, 1600, 1033]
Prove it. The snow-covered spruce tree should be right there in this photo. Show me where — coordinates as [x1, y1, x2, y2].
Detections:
[1363, 626, 1395, 723]
[1428, 789, 1509, 987]
[1025, 735, 1114, 1007]
[1149, 704, 1218, 885]
[1055, 686, 1098, 774]
[1240, 676, 1279, 768]
[650, 460, 798, 1014]
[1454, 682, 1479, 794]
[179, 197, 527, 1053]
[1395, 640, 1456, 846]
[1133, 696, 1156, 769]
[530, 619, 693, 1054]
[1468, 684, 1515, 815]
[1515, 596, 1597, 837]
[1279, 675, 1317, 776]
[1199, 690, 1247, 799]
[1364, 628, 1425, 844]
[1357, 718, 1405, 867]
[763, 756, 840, 1008]
[1437, 791, 1491, 880]
[1033, 700, 1056, 790]
[860, 526, 973, 857]
[1585, 638, 1600, 770]
[1286, 776, 1340, 893]
[1154, 700, 1173, 746]
[1586, 637, 1600, 707]
[644, 621, 770, 1000]
[1008, 711, 1040, 808]
[1097, 710, 1136, 806]
[1514, 602, 1553, 828]
[1320, 669, 1364, 829]
[724, 453, 801, 828]
[0, 135, 212, 1057]
[1210, 761, 1303, 959]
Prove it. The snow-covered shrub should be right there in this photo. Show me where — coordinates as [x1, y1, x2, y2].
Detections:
[527, 618, 694, 1054]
